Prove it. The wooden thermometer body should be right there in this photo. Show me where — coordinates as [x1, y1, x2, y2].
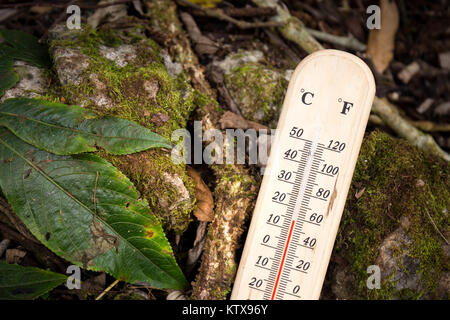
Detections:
[231, 50, 375, 300]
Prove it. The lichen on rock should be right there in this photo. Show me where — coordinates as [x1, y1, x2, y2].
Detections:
[48, 23, 197, 234]
[328, 130, 449, 299]
[215, 50, 290, 127]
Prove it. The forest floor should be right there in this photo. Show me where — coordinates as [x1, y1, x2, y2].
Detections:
[0, 0, 448, 300]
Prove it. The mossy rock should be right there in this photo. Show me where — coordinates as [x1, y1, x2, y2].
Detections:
[48, 23, 196, 234]
[217, 50, 289, 128]
[328, 130, 449, 299]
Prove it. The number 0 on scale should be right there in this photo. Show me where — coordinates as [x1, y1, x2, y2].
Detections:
[231, 50, 376, 300]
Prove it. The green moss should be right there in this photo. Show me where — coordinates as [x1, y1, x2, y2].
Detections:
[193, 89, 219, 112]
[49, 24, 197, 234]
[334, 130, 449, 299]
[224, 63, 287, 127]
[145, 0, 182, 35]
[50, 25, 123, 57]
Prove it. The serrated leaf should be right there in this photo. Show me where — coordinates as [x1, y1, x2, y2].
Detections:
[0, 130, 187, 290]
[0, 261, 67, 300]
[0, 29, 51, 68]
[0, 57, 19, 98]
[0, 98, 172, 155]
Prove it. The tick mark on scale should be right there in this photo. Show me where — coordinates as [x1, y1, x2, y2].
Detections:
[270, 127, 321, 300]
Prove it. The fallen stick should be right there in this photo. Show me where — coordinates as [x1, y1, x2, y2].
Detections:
[408, 120, 450, 133]
[95, 279, 120, 300]
[372, 98, 450, 161]
[305, 28, 367, 51]
[177, 0, 285, 29]
[179, 11, 219, 56]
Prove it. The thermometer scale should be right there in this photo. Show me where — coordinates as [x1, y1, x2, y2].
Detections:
[231, 50, 375, 300]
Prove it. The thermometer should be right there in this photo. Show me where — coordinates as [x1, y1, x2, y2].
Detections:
[231, 49, 375, 300]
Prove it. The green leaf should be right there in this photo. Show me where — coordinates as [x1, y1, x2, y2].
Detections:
[0, 29, 51, 68]
[0, 98, 172, 155]
[0, 130, 187, 290]
[0, 57, 19, 98]
[0, 261, 67, 300]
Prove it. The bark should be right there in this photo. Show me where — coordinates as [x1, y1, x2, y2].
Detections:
[145, 0, 259, 299]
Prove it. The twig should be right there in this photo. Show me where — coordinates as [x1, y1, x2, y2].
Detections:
[179, 11, 218, 56]
[424, 209, 449, 245]
[95, 279, 120, 300]
[305, 28, 367, 51]
[0, 0, 134, 9]
[408, 121, 450, 133]
[252, 0, 323, 54]
[372, 98, 450, 161]
[177, 0, 285, 29]
[190, 6, 276, 18]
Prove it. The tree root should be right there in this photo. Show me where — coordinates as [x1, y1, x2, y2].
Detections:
[177, 0, 285, 29]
